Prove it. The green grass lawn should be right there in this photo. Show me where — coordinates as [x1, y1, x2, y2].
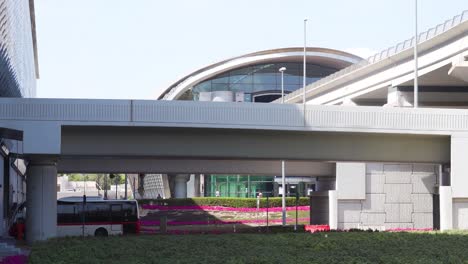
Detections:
[29, 232, 468, 264]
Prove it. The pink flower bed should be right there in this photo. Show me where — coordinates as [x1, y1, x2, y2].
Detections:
[141, 217, 310, 227]
[304, 225, 330, 233]
[141, 229, 227, 235]
[142, 205, 310, 212]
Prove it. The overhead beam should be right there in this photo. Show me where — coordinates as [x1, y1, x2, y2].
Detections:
[61, 126, 450, 163]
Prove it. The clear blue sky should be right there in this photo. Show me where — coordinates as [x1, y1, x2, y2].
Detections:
[35, 0, 467, 99]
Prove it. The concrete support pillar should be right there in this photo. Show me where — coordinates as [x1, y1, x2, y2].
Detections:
[342, 98, 357, 106]
[384, 87, 412, 107]
[194, 174, 201, 197]
[186, 174, 201, 198]
[440, 186, 453, 231]
[161, 174, 171, 199]
[450, 134, 468, 198]
[329, 190, 338, 230]
[174, 174, 190, 198]
[26, 160, 57, 244]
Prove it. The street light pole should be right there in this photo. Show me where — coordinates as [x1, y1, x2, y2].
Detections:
[414, 0, 419, 108]
[279, 66, 287, 226]
[279, 67, 286, 103]
[303, 18, 308, 124]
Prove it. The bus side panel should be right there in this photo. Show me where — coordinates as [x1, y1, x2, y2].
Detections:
[85, 224, 121, 236]
[57, 225, 85, 237]
[58, 224, 122, 237]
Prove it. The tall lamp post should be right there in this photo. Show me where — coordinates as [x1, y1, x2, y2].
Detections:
[303, 18, 308, 124]
[414, 0, 419, 108]
[279, 66, 287, 226]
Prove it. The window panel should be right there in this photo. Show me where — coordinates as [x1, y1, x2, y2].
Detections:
[253, 73, 277, 84]
[230, 74, 252, 84]
[230, 83, 253, 93]
[211, 83, 229, 91]
[211, 74, 229, 84]
[193, 81, 211, 92]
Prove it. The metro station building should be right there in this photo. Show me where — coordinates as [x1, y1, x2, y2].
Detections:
[153, 48, 361, 198]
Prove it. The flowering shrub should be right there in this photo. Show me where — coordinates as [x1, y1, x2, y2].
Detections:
[138, 197, 310, 208]
[140, 217, 310, 227]
[141, 204, 310, 212]
[305, 225, 330, 233]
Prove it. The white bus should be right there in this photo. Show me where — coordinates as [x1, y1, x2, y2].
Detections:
[57, 198, 140, 237]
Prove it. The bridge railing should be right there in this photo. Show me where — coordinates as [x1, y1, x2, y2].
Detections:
[2, 98, 468, 134]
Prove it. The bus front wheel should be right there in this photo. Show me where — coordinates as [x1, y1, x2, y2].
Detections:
[95, 228, 108, 237]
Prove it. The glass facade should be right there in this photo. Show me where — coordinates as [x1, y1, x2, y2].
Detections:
[0, 0, 37, 98]
[205, 175, 316, 198]
[205, 175, 274, 198]
[191, 62, 337, 102]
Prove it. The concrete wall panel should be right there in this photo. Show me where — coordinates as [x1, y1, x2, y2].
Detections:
[366, 163, 383, 174]
[338, 163, 437, 230]
[451, 134, 468, 198]
[338, 201, 361, 223]
[413, 213, 433, 229]
[336, 163, 365, 200]
[399, 204, 413, 223]
[411, 173, 437, 194]
[360, 213, 386, 226]
[362, 194, 385, 212]
[412, 194, 433, 213]
[384, 204, 400, 222]
[453, 199, 468, 229]
[412, 164, 436, 174]
[338, 222, 360, 229]
[384, 184, 412, 203]
[365, 173, 385, 194]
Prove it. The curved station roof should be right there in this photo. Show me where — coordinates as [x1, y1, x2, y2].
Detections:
[158, 47, 363, 101]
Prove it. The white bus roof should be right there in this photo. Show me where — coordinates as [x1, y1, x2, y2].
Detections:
[58, 196, 104, 202]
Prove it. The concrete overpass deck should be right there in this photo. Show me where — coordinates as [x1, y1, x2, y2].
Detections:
[2, 98, 468, 242]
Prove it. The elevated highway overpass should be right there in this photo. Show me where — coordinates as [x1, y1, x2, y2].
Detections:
[2, 98, 468, 242]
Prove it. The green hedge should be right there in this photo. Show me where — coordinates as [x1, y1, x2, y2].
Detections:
[138, 197, 309, 208]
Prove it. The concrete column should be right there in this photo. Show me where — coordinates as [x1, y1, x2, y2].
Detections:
[440, 186, 453, 231]
[193, 174, 201, 197]
[161, 174, 171, 199]
[174, 174, 190, 198]
[451, 134, 468, 198]
[342, 98, 357, 106]
[26, 159, 57, 244]
[385, 87, 412, 107]
[186, 174, 201, 198]
[329, 190, 338, 230]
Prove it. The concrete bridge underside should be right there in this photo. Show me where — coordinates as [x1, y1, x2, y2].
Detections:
[60, 126, 450, 164]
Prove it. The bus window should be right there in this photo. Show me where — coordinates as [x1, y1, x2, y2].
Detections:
[86, 203, 110, 222]
[111, 204, 123, 222]
[58, 203, 79, 223]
